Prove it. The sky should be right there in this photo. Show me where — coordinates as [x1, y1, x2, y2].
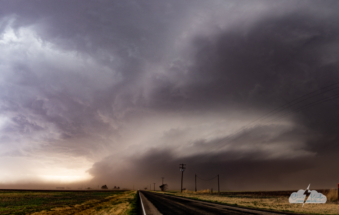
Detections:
[1, 0, 339, 191]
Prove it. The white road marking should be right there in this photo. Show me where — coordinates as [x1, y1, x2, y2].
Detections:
[139, 191, 147, 215]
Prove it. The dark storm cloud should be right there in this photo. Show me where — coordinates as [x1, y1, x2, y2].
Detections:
[1, 0, 339, 188]
[151, 9, 339, 112]
[88, 1, 339, 189]
[89, 149, 319, 191]
[0, 0, 211, 183]
[146, 1, 339, 155]
[0, 0, 198, 139]
[0, 0, 191, 61]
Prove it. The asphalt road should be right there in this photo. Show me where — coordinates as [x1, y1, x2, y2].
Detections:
[140, 191, 298, 215]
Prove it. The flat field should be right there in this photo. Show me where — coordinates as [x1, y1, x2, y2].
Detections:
[0, 190, 137, 215]
[157, 189, 339, 215]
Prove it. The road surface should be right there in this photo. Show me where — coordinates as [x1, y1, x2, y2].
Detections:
[140, 191, 300, 215]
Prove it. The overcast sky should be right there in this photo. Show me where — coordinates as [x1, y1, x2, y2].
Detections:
[1, 0, 339, 190]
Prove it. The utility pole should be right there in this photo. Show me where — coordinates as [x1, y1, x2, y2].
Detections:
[150, 184, 151, 190]
[218, 174, 220, 193]
[195, 174, 197, 192]
[153, 183, 156, 191]
[162, 177, 164, 185]
[179, 164, 186, 193]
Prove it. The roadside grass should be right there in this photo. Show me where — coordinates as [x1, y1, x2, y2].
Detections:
[32, 190, 137, 215]
[325, 189, 338, 202]
[0, 190, 126, 215]
[155, 189, 339, 215]
[91, 190, 137, 215]
[126, 191, 139, 215]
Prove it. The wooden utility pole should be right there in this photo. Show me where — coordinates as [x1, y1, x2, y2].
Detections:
[153, 183, 155, 191]
[179, 164, 186, 193]
[162, 177, 164, 185]
[218, 174, 220, 193]
[195, 174, 197, 192]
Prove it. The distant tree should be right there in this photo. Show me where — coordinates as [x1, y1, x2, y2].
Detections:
[87, 187, 91, 190]
[114, 186, 117, 189]
[117, 186, 120, 189]
[101, 185, 108, 189]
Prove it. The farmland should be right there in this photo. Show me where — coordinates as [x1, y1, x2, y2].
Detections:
[155, 189, 339, 214]
[0, 190, 137, 215]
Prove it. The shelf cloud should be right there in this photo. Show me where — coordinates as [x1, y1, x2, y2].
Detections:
[0, 0, 339, 190]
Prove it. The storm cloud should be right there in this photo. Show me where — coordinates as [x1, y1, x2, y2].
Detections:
[0, 0, 339, 190]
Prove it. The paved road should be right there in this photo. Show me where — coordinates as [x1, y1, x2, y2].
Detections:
[140, 191, 298, 215]
[139, 191, 162, 215]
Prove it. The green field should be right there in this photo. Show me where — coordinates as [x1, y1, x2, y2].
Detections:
[0, 190, 129, 215]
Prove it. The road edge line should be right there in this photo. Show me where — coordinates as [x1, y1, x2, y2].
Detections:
[139, 191, 147, 215]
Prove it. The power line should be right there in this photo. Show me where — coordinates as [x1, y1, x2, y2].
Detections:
[264, 92, 339, 124]
[295, 93, 339, 112]
[205, 82, 339, 148]
[195, 174, 220, 193]
[241, 82, 339, 130]
[196, 175, 218, 181]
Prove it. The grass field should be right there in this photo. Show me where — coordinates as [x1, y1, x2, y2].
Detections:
[156, 189, 339, 215]
[0, 190, 137, 215]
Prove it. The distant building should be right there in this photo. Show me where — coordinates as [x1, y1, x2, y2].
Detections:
[159, 184, 168, 191]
